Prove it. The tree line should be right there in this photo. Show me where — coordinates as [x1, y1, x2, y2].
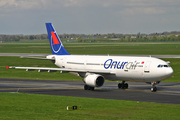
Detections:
[0, 31, 180, 43]
[0, 34, 47, 42]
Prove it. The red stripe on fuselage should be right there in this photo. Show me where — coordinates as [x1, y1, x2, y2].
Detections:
[51, 31, 60, 45]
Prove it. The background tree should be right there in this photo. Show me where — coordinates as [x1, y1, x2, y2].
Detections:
[77, 36, 82, 42]
[29, 35, 34, 40]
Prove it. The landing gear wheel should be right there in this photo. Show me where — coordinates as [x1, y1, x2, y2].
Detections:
[151, 87, 157, 92]
[124, 83, 128, 89]
[118, 83, 122, 89]
[118, 81, 128, 89]
[84, 85, 88, 90]
[151, 82, 158, 92]
[84, 85, 94, 91]
[88, 86, 94, 90]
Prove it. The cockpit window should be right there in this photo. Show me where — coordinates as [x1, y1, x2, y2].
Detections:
[164, 65, 168, 67]
[158, 65, 161, 67]
[157, 64, 170, 68]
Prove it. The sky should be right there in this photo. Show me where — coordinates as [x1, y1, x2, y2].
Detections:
[0, 0, 180, 35]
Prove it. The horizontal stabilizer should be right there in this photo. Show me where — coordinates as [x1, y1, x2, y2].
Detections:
[20, 56, 55, 60]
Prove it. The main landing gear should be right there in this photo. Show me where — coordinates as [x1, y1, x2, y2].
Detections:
[84, 85, 94, 91]
[118, 81, 128, 89]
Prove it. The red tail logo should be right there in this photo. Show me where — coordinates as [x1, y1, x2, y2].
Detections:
[51, 31, 60, 45]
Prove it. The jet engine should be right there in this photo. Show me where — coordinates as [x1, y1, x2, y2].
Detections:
[84, 74, 105, 87]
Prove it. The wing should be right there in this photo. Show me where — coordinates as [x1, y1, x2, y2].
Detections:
[7, 66, 113, 74]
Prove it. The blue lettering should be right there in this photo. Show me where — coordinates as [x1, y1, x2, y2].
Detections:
[104, 59, 128, 69]
[119, 62, 124, 69]
[104, 59, 112, 69]
[117, 62, 121, 69]
[110, 61, 117, 69]
[121, 62, 128, 69]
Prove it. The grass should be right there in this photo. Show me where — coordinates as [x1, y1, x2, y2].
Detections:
[1, 41, 180, 55]
[0, 93, 179, 120]
[66, 43, 180, 55]
[0, 43, 51, 54]
[162, 58, 180, 82]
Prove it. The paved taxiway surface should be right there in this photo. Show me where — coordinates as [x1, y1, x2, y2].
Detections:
[0, 78, 180, 104]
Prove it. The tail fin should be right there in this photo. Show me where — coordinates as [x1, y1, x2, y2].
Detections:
[45, 23, 70, 55]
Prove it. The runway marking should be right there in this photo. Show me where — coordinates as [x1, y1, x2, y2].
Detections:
[0, 87, 84, 91]
[158, 91, 180, 94]
[0, 83, 43, 86]
[114, 88, 180, 94]
[0, 83, 70, 86]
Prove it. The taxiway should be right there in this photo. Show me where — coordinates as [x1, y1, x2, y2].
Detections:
[0, 78, 180, 104]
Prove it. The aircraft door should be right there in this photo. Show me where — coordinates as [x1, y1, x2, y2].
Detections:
[59, 57, 66, 68]
[144, 61, 151, 73]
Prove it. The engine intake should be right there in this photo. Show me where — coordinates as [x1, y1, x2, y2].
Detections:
[84, 74, 105, 87]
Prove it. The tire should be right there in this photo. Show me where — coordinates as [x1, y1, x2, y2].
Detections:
[125, 83, 128, 89]
[91, 87, 94, 91]
[118, 83, 122, 89]
[84, 85, 88, 90]
[151, 87, 157, 92]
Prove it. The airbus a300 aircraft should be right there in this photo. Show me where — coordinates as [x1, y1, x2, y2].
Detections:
[8, 23, 174, 92]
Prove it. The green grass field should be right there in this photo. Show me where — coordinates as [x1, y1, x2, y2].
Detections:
[0, 41, 180, 119]
[1, 41, 180, 55]
[0, 93, 180, 120]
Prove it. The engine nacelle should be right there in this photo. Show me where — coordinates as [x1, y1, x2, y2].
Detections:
[84, 74, 105, 87]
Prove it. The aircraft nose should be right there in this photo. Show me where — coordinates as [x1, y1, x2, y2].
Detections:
[166, 67, 173, 76]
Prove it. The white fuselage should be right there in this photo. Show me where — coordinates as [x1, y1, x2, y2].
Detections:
[47, 55, 173, 82]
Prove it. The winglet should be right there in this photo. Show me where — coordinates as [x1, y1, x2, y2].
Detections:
[45, 23, 70, 55]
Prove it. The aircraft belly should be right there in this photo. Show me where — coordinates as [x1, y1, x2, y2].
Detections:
[103, 74, 118, 80]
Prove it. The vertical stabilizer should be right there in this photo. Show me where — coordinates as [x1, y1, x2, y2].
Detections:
[46, 23, 70, 55]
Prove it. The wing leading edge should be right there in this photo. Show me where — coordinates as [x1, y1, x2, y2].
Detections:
[7, 66, 113, 74]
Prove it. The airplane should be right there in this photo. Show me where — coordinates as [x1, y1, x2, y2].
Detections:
[7, 23, 174, 92]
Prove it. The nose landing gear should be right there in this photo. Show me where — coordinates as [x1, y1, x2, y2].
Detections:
[151, 82, 157, 92]
[151, 87, 157, 92]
